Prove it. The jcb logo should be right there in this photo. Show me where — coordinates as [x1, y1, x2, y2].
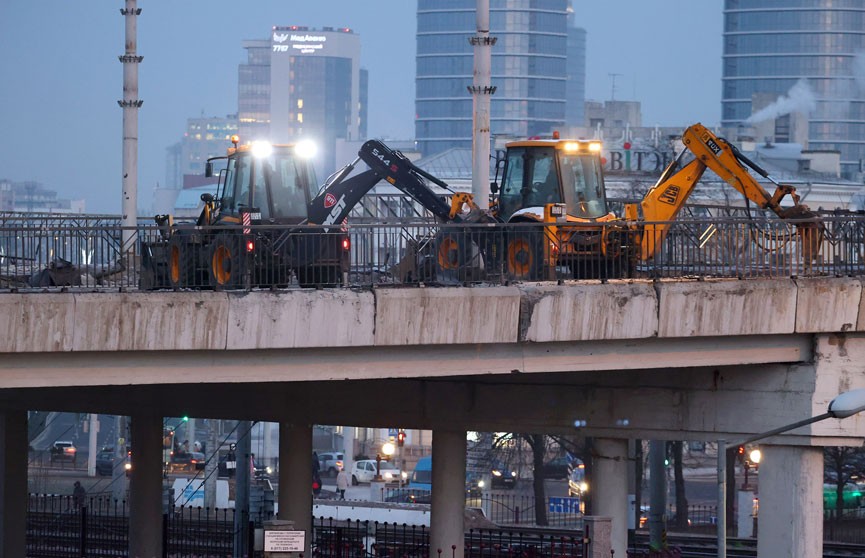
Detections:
[659, 185, 680, 205]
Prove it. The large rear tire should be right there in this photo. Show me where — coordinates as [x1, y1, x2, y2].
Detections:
[505, 229, 544, 281]
[208, 235, 246, 289]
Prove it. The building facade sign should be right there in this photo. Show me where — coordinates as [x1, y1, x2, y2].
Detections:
[604, 147, 675, 173]
[272, 32, 328, 54]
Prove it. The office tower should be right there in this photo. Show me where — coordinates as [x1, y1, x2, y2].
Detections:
[722, 0, 865, 177]
[416, 0, 571, 156]
[566, 6, 587, 127]
[238, 27, 367, 172]
[165, 114, 239, 190]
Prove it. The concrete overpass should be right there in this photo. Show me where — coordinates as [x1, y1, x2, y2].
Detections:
[2, 277, 865, 558]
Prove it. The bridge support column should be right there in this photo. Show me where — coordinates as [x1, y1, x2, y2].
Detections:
[0, 410, 26, 558]
[129, 413, 163, 558]
[430, 429, 466, 558]
[279, 423, 312, 556]
[592, 438, 628, 558]
[757, 445, 823, 558]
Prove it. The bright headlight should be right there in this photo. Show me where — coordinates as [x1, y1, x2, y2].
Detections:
[492, 470, 502, 477]
[384, 472, 393, 479]
[588, 142, 602, 153]
[295, 140, 317, 158]
[251, 141, 273, 158]
[580, 482, 588, 492]
[477, 480, 485, 488]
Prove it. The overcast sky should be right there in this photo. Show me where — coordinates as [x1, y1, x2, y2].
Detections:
[0, 1, 722, 213]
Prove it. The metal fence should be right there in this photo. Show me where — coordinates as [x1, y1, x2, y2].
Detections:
[2, 213, 863, 292]
[381, 489, 583, 529]
[24, 496, 589, 558]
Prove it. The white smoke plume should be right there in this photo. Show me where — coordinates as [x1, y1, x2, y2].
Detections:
[744, 79, 816, 124]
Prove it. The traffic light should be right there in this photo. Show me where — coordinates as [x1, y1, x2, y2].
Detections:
[397, 430, 406, 448]
[736, 445, 746, 463]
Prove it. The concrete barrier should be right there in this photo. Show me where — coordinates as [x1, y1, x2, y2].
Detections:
[0, 294, 75, 352]
[795, 277, 862, 333]
[71, 292, 229, 351]
[226, 290, 375, 349]
[657, 279, 798, 338]
[374, 287, 521, 345]
[520, 281, 658, 342]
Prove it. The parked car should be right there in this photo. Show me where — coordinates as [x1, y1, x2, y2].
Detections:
[49, 441, 77, 463]
[318, 451, 344, 477]
[351, 459, 406, 485]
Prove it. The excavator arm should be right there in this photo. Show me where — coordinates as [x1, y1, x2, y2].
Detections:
[308, 139, 486, 226]
[626, 122, 821, 260]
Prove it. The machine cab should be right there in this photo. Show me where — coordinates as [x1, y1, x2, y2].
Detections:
[496, 139, 609, 222]
[207, 140, 318, 225]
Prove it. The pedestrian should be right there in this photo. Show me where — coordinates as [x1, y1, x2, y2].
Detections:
[72, 481, 86, 510]
[336, 466, 349, 500]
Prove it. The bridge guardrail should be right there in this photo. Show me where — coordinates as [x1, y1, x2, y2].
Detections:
[1, 215, 863, 292]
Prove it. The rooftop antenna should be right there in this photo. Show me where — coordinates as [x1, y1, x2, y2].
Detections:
[609, 73, 623, 101]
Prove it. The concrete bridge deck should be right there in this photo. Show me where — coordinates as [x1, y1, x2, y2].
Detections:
[2, 276, 865, 558]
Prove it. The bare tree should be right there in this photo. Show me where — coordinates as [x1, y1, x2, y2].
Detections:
[672, 441, 688, 528]
[522, 434, 549, 526]
[824, 447, 865, 523]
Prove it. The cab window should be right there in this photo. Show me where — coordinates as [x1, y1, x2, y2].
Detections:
[497, 146, 561, 220]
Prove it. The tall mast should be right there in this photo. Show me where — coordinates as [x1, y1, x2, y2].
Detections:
[469, 0, 496, 210]
[119, 0, 142, 250]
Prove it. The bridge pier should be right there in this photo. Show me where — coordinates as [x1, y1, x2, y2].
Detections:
[430, 430, 466, 558]
[279, 423, 313, 556]
[592, 438, 629, 558]
[757, 445, 823, 558]
[0, 410, 26, 558]
[129, 413, 163, 558]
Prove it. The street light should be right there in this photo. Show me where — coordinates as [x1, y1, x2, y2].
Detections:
[717, 389, 865, 558]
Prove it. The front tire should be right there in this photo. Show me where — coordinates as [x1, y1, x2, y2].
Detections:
[167, 235, 196, 289]
[352, 475, 359, 486]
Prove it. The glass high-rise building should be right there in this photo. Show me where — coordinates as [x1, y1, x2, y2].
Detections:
[238, 27, 367, 172]
[722, 0, 865, 177]
[566, 11, 587, 128]
[415, 0, 572, 156]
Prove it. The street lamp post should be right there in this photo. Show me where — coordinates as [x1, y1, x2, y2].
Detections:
[717, 389, 865, 558]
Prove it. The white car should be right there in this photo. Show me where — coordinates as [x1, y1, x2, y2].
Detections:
[351, 459, 407, 485]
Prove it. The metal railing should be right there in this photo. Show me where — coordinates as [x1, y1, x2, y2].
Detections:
[1, 214, 863, 292]
[382, 488, 584, 529]
[24, 496, 589, 558]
